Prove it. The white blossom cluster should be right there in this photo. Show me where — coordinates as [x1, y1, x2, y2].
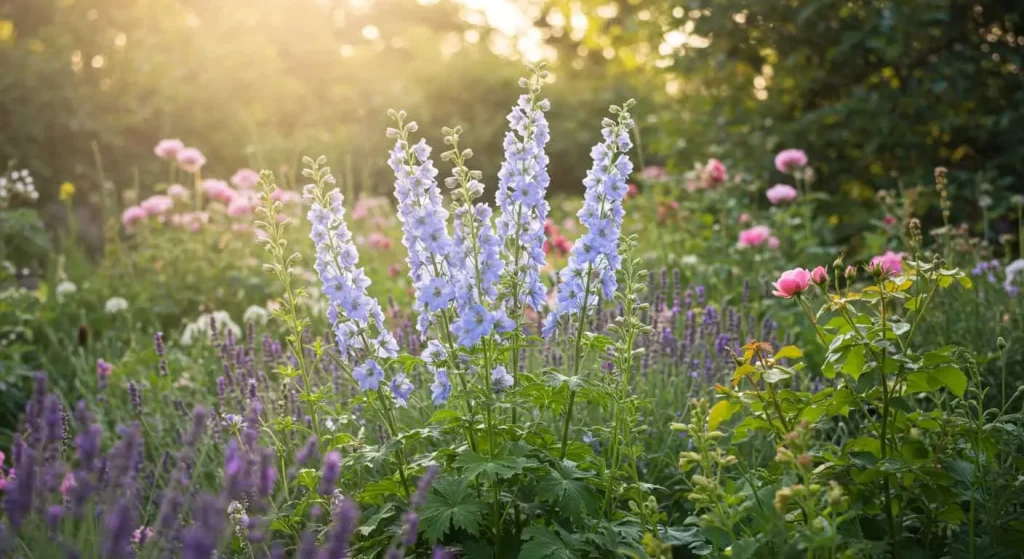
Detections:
[0, 169, 39, 208]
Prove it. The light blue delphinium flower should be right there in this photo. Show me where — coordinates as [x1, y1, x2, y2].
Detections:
[303, 158, 398, 391]
[441, 126, 510, 349]
[496, 64, 552, 312]
[389, 373, 415, 407]
[387, 112, 458, 338]
[352, 360, 385, 392]
[430, 368, 452, 405]
[543, 101, 636, 338]
[491, 365, 514, 393]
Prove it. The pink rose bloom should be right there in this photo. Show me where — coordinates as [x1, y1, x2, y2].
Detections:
[766, 184, 798, 205]
[176, 147, 207, 173]
[702, 158, 728, 188]
[774, 147, 806, 172]
[775, 149, 808, 174]
[883, 215, 897, 227]
[227, 196, 254, 217]
[367, 232, 392, 250]
[166, 184, 190, 201]
[773, 268, 812, 298]
[739, 213, 751, 224]
[737, 225, 772, 248]
[202, 179, 236, 203]
[870, 250, 905, 276]
[845, 265, 857, 278]
[140, 194, 173, 216]
[811, 266, 828, 284]
[231, 168, 261, 190]
[153, 139, 184, 160]
[121, 206, 148, 230]
[768, 236, 780, 249]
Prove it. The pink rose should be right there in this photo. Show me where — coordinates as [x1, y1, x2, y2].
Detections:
[772, 268, 813, 298]
[768, 236, 780, 250]
[766, 184, 798, 205]
[702, 158, 728, 188]
[739, 213, 751, 224]
[811, 266, 828, 284]
[883, 215, 897, 227]
[737, 225, 772, 248]
[153, 139, 184, 160]
[230, 168, 261, 190]
[774, 149, 808, 174]
[121, 206, 148, 230]
[626, 183, 640, 199]
[176, 147, 206, 173]
[870, 250, 905, 276]
[367, 232, 392, 250]
[140, 194, 173, 216]
[639, 165, 668, 182]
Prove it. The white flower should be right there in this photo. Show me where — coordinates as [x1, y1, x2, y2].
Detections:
[104, 297, 129, 314]
[1005, 259, 1024, 292]
[181, 310, 241, 346]
[242, 305, 269, 326]
[55, 281, 78, 302]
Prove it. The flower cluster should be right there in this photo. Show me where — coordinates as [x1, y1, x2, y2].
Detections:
[304, 161, 399, 386]
[0, 168, 38, 208]
[543, 100, 636, 337]
[387, 113, 458, 338]
[495, 64, 552, 311]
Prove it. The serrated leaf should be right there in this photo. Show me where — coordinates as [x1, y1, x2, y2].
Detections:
[420, 477, 487, 542]
[537, 465, 600, 525]
[518, 526, 575, 559]
[455, 451, 535, 480]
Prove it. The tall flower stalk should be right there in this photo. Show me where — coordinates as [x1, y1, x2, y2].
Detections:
[495, 63, 552, 407]
[545, 99, 636, 459]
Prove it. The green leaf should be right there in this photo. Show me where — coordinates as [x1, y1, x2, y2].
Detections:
[519, 526, 575, 559]
[774, 345, 803, 360]
[455, 450, 536, 480]
[537, 463, 600, 525]
[847, 437, 881, 458]
[730, 538, 760, 559]
[841, 345, 867, 379]
[708, 400, 742, 430]
[355, 503, 395, 536]
[420, 477, 487, 542]
[931, 365, 967, 397]
[762, 367, 792, 384]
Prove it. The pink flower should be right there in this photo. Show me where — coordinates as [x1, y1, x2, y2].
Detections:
[845, 265, 857, 278]
[737, 225, 772, 248]
[768, 236, 780, 249]
[772, 268, 813, 298]
[702, 158, 728, 188]
[226, 196, 254, 217]
[153, 139, 184, 160]
[60, 472, 77, 498]
[774, 149, 808, 174]
[561, 218, 577, 233]
[271, 188, 301, 204]
[176, 147, 206, 173]
[766, 184, 798, 205]
[166, 184, 190, 201]
[739, 213, 751, 224]
[870, 250, 905, 276]
[96, 359, 113, 381]
[883, 215, 897, 227]
[230, 168, 261, 190]
[367, 232, 392, 250]
[811, 266, 828, 284]
[639, 165, 668, 182]
[140, 194, 173, 216]
[121, 206, 148, 230]
[626, 183, 640, 199]
[202, 179, 236, 203]
[132, 526, 154, 545]
[172, 211, 209, 232]
[388, 264, 402, 278]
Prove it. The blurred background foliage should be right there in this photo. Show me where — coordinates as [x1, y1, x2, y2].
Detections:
[1, 0, 1022, 246]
